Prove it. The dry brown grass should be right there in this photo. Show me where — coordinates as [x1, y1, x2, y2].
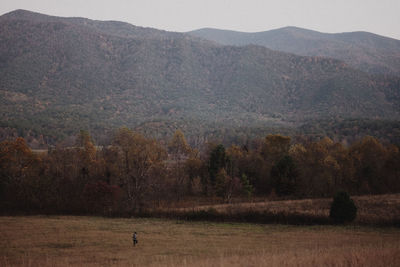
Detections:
[176, 194, 400, 226]
[1, 216, 399, 266]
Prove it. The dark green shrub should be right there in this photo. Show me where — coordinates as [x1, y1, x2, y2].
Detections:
[329, 191, 357, 223]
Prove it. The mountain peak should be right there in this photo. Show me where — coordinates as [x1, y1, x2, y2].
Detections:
[1, 9, 51, 20]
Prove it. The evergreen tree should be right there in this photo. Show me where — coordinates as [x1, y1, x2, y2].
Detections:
[240, 174, 253, 198]
[208, 144, 227, 186]
[330, 191, 357, 223]
[271, 155, 298, 196]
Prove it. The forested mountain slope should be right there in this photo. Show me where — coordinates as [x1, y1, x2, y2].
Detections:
[0, 10, 399, 144]
[189, 27, 400, 76]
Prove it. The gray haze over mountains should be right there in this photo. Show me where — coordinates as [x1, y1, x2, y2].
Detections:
[189, 27, 400, 76]
[0, 10, 399, 145]
[1, 0, 399, 40]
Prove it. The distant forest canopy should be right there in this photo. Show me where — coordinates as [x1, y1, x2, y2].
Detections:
[1, 117, 400, 150]
[1, 128, 399, 215]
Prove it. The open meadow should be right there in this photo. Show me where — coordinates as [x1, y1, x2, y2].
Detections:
[1, 216, 399, 267]
[172, 194, 400, 226]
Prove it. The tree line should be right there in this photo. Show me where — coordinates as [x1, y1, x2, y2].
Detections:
[1, 128, 399, 215]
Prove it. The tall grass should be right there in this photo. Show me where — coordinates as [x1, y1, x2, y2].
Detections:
[160, 194, 400, 226]
[1, 216, 399, 266]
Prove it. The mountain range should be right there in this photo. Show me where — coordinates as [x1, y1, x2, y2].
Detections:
[0, 10, 399, 146]
[189, 27, 400, 76]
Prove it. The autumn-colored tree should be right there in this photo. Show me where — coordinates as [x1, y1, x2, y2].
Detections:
[315, 138, 342, 196]
[271, 155, 298, 196]
[76, 130, 96, 165]
[113, 127, 167, 211]
[226, 145, 244, 178]
[225, 146, 254, 198]
[82, 181, 123, 215]
[290, 138, 344, 197]
[74, 131, 100, 193]
[184, 149, 204, 195]
[100, 145, 121, 185]
[0, 137, 42, 211]
[168, 130, 191, 161]
[261, 134, 291, 163]
[328, 141, 355, 193]
[350, 136, 388, 194]
[0, 137, 37, 180]
[240, 149, 266, 195]
[2, 131, 400, 215]
[288, 143, 308, 196]
[214, 168, 240, 202]
[168, 130, 192, 200]
[42, 131, 100, 213]
[383, 145, 400, 192]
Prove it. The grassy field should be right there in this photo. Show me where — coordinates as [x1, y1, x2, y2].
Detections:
[173, 194, 400, 226]
[1, 216, 399, 266]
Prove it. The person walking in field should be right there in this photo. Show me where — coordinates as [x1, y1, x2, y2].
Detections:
[133, 231, 138, 246]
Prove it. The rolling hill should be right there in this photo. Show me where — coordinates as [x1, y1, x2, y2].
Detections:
[189, 27, 400, 76]
[0, 10, 399, 145]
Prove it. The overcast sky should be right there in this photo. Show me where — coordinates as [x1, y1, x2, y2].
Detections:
[1, 0, 399, 39]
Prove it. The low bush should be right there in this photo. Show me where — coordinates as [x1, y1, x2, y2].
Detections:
[330, 191, 357, 223]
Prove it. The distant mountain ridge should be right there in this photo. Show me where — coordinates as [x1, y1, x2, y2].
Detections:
[189, 27, 400, 76]
[0, 10, 399, 145]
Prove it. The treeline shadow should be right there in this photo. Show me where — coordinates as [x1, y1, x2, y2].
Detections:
[133, 208, 400, 227]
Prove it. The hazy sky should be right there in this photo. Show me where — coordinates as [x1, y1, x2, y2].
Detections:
[1, 0, 399, 39]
